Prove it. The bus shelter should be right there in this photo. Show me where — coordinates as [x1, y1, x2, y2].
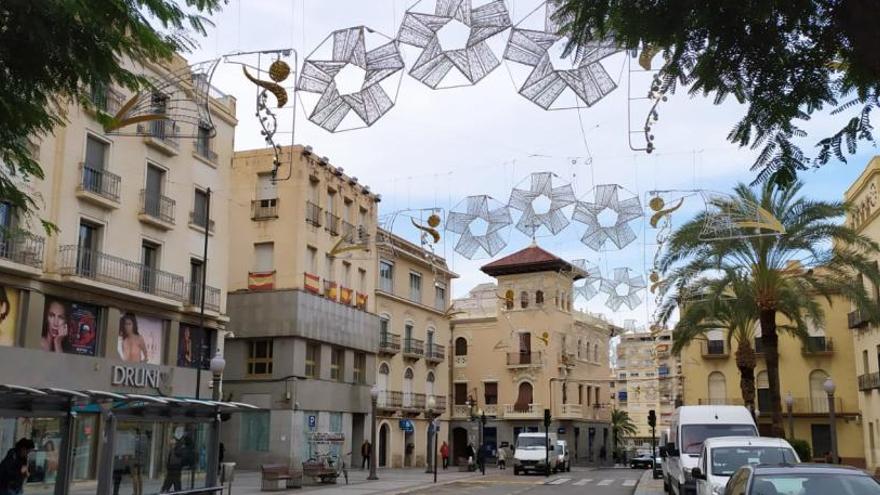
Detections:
[0, 384, 256, 495]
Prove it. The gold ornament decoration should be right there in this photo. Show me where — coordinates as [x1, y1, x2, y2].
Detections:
[427, 214, 441, 228]
[243, 66, 289, 107]
[269, 60, 291, 82]
[649, 196, 665, 212]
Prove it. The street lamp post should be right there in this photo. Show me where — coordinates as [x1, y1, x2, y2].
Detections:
[784, 392, 794, 440]
[425, 397, 435, 474]
[368, 386, 379, 480]
[824, 378, 839, 464]
[479, 410, 486, 476]
[427, 395, 439, 483]
[206, 351, 225, 488]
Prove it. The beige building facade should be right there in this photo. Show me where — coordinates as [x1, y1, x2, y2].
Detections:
[845, 155, 880, 471]
[449, 245, 616, 465]
[375, 229, 456, 468]
[222, 145, 382, 470]
[0, 54, 237, 490]
[611, 330, 677, 447]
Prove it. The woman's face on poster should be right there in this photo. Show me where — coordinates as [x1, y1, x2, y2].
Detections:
[123, 318, 135, 336]
[46, 301, 66, 335]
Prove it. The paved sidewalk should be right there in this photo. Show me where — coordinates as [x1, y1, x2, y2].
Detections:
[634, 469, 665, 495]
[227, 467, 480, 495]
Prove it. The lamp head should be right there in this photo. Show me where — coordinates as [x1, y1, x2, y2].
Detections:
[823, 377, 836, 395]
[784, 391, 794, 407]
[209, 352, 226, 375]
[427, 395, 436, 409]
[370, 385, 380, 399]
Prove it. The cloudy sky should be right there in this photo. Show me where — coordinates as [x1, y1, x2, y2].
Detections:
[186, 0, 876, 329]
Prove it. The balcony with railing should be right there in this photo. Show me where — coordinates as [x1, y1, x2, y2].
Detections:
[379, 332, 401, 355]
[787, 396, 850, 414]
[506, 352, 542, 368]
[403, 338, 424, 360]
[425, 343, 445, 363]
[188, 211, 215, 233]
[849, 309, 870, 329]
[859, 372, 880, 392]
[89, 85, 124, 115]
[503, 403, 542, 419]
[802, 337, 834, 355]
[701, 340, 729, 358]
[193, 138, 218, 164]
[341, 221, 356, 241]
[186, 282, 221, 312]
[402, 392, 426, 412]
[57, 245, 185, 301]
[325, 211, 340, 236]
[305, 201, 322, 227]
[452, 404, 471, 418]
[251, 199, 279, 220]
[138, 120, 180, 155]
[138, 190, 175, 230]
[377, 391, 402, 411]
[0, 230, 45, 270]
[697, 398, 746, 406]
[558, 404, 583, 419]
[483, 404, 499, 417]
[427, 395, 447, 414]
[77, 165, 121, 208]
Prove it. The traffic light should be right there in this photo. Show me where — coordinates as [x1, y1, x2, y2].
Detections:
[648, 409, 657, 428]
[543, 408, 552, 428]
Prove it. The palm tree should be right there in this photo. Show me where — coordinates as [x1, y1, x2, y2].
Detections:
[663, 270, 817, 413]
[659, 181, 880, 436]
[611, 408, 638, 453]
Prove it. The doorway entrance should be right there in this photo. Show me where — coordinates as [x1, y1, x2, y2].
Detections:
[452, 427, 468, 466]
[379, 423, 389, 467]
[811, 424, 831, 461]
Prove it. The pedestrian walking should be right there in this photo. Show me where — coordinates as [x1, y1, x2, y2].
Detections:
[440, 441, 449, 470]
[466, 443, 476, 472]
[0, 438, 35, 495]
[160, 437, 186, 493]
[361, 440, 371, 470]
[497, 445, 507, 470]
[477, 444, 486, 475]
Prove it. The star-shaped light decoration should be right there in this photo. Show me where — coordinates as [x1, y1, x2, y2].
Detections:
[447, 195, 512, 259]
[600, 267, 646, 311]
[397, 0, 512, 89]
[508, 172, 576, 237]
[297, 27, 405, 132]
[571, 259, 601, 301]
[502, 2, 622, 110]
[572, 184, 643, 251]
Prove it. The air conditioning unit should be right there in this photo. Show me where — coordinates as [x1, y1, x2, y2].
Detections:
[318, 156, 328, 166]
[333, 167, 344, 176]
[349, 176, 358, 185]
[303, 145, 313, 156]
[362, 185, 371, 193]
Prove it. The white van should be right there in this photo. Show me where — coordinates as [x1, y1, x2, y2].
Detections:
[661, 406, 757, 495]
[692, 436, 799, 495]
[513, 432, 557, 475]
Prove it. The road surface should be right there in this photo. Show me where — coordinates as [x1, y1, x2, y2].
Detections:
[408, 466, 646, 495]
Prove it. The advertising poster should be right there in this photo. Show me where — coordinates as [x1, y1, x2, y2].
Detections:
[117, 312, 165, 365]
[41, 298, 99, 356]
[177, 324, 213, 369]
[0, 284, 19, 347]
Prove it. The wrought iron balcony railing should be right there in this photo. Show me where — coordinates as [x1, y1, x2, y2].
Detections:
[0, 230, 45, 269]
[425, 343, 445, 363]
[139, 190, 175, 225]
[305, 201, 322, 226]
[379, 332, 401, 354]
[403, 338, 424, 358]
[79, 165, 121, 202]
[325, 212, 340, 236]
[186, 282, 221, 312]
[859, 372, 880, 392]
[58, 245, 185, 301]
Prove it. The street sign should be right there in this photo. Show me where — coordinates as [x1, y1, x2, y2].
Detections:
[308, 415, 316, 429]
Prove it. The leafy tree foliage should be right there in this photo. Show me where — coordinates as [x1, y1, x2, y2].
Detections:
[0, 0, 224, 228]
[556, 0, 880, 187]
[611, 408, 638, 450]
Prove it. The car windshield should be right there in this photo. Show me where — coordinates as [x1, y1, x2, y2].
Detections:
[681, 425, 757, 454]
[711, 447, 797, 476]
[516, 437, 547, 449]
[752, 473, 880, 495]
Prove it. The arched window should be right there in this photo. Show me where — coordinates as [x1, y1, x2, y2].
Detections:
[520, 291, 529, 309]
[514, 382, 534, 412]
[810, 369, 830, 413]
[403, 368, 415, 407]
[504, 290, 514, 310]
[708, 371, 727, 405]
[454, 337, 468, 356]
[426, 371, 435, 398]
[379, 362, 390, 375]
[378, 363, 390, 397]
[536, 290, 544, 305]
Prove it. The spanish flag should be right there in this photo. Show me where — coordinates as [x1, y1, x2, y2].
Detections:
[324, 281, 338, 300]
[356, 292, 368, 310]
[248, 271, 275, 290]
[340, 287, 353, 305]
[304, 273, 321, 294]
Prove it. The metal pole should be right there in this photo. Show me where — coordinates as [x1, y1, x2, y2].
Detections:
[55, 402, 76, 495]
[544, 415, 550, 478]
[191, 187, 211, 490]
[368, 397, 379, 480]
[787, 404, 794, 440]
[479, 414, 485, 475]
[425, 412, 434, 474]
[433, 420, 438, 483]
[828, 392, 839, 464]
[206, 372, 222, 487]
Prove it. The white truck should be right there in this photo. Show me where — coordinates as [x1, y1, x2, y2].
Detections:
[660, 406, 757, 495]
[513, 432, 557, 475]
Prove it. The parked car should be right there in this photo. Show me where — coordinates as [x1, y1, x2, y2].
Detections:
[718, 464, 880, 495]
[662, 405, 758, 495]
[692, 437, 799, 495]
[513, 432, 557, 475]
[631, 453, 655, 469]
[554, 440, 570, 473]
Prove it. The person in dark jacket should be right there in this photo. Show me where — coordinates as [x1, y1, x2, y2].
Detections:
[0, 439, 35, 495]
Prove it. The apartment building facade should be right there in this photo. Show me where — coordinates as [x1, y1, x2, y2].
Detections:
[678, 300, 864, 466]
[0, 54, 237, 490]
[611, 330, 677, 448]
[374, 229, 456, 468]
[449, 245, 616, 465]
[221, 146, 381, 470]
[845, 155, 880, 471]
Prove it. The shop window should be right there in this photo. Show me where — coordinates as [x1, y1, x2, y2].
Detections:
[247, 340, 273, 376]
